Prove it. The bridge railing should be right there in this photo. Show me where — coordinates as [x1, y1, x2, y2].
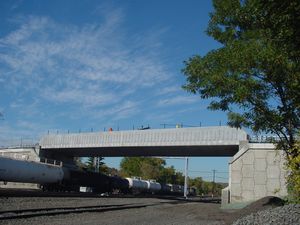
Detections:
[40, 157, 63, 167]
[249, 135, 282, 143]
[0, 138, 38, 149]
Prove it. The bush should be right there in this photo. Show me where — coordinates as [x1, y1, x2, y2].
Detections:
[286, 142, 300, 203]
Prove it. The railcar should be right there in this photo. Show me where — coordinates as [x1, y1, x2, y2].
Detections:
[146, 180, 161, 193]
[110, 176, 130, 193]
[63, 169, 112, 193]
[0, 157, 196, 196]
[160, 184, 172, 194]
[0, 156, 64, 184]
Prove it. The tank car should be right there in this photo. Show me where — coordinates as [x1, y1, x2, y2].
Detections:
[110, 176, 130, 193]
[169, 184, 184, 195]
[0, 156, 195, 197]
[146, 180, 161, 193]
[0, 156, 64, 184]
[126, 177, 149, 193]
[160, 184, 172, 194]
[62, 169, 112, 193]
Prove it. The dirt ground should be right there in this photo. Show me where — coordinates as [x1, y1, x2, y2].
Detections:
[0, 196, 283, 225]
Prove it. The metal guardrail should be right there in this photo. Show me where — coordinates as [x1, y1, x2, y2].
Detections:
[0, 144, 37, 149]
[249, 135, 285, 143]
[39, 157, 63, 167]
[0, 137, 39, 149]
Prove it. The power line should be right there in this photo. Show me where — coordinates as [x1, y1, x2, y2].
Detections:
[187, 170, 213, 173]
[188, 170, 228, 173]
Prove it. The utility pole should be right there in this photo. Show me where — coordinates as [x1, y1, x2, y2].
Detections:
[212, 169, 216, 197]
[184, 157, 189, 199]
[94, 157, 100, 173]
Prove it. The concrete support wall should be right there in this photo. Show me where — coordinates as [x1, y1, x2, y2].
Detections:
[0, 147, 40, 161]
[226, 143, 287, 204]
[0, 147, 40, 189]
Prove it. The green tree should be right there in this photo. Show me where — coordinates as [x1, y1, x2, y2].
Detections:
[120, 157, 187, 184]
[101, 165, 120, 176]
[120, 157, 144, 177]
[74, 157, 86, 170]
[86, 157, 95, 171]
[189, 177, 226, 196]
[183, 0, 300, 150]
[287, 140, 300, 202]
[120, 157, 166, 180]
[183, 0, 300, 198]
[85, 157, 105, 172]
[159, 166, 176, 184]
[202, 181, 214, 195]
[174, 171, 185, 185]
[189, 177, 204, 195]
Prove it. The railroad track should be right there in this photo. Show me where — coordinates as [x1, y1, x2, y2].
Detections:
[0, 189, 103, 198]
[0, 189, 221, 203]
[0, 203, 154, 220]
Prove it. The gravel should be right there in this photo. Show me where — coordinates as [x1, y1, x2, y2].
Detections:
[0, 195, 299, 225]
[0, 197, 229, 225]
[232, 204, 300, 225]
[0, 196, 157, 211]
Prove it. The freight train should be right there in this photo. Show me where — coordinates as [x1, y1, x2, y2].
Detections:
[0, 156, 196, 196]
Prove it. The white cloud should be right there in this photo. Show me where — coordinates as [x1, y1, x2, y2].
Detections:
[157, 96, 198, 107]
[159, 86, 181, 95]
[43, 87, 117, 107]
[0, 122, 45, 147]
[10, 0, 24, 11]
[87, 100, 141, 121]
[0, 10, 171, 117]
[0, 4, 206, 142]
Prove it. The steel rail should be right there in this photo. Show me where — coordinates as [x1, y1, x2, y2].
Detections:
[0, 203, 154, 220]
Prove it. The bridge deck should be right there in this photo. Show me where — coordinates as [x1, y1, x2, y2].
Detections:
[39, 126, 248, 157]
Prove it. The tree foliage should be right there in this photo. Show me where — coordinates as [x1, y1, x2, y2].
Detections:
[183, 0, 300, 200]
[159, 166, 178, 184]
[286, 140, 300, 202]
[101, 165, 120, 176]
[85, 157, 105, 173]
[120, 157, 189, 184]
[183, 0, 300, 153]
[120, 157, 167, 182]
[119, 157, 225, 195]
[189, 177, 226, 196]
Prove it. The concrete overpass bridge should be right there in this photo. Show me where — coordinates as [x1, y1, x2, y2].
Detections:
[39, 126, 248, 159]
[1, 126, 288, 204]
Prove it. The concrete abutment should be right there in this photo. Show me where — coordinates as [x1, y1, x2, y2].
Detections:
[222, 143, 288, 206]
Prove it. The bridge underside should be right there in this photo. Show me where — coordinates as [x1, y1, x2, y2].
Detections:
[41, 145, 239, 158]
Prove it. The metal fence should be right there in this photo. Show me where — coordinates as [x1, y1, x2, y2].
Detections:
[0, 138, 38, 149]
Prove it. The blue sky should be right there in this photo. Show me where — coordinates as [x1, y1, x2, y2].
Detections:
[0, 0, 232, 182]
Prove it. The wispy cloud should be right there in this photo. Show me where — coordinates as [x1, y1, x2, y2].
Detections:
[10, 0, 24, 11]
[157, 96, 198, 107]
[0, 11, 170, 111]
[0, 121, 46, 147]
[159, 86, 182, 95]
[86, 100, 141, 121]
[0, 4, 203, 142]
